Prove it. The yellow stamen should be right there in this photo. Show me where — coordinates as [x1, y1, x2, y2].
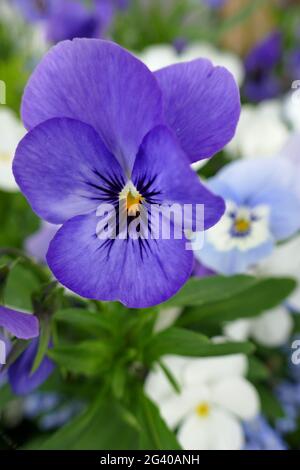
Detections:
[119, 182, 143, 217]
[126, 191, 142, 216]
[195, 402, 210, 418]
[234, 218, 250, 233]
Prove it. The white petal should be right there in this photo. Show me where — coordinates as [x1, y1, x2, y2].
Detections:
[258, 235, 300, 311]
[184, 354, 248, 385]
[177, 413, 210, 450]
[0, 108, 25, 192]
[154, 308, 182, 332]
[210, 409, 244, 450]
[144, 356, 188, 403]
[160, 385, 210, 430]
[259, 235, 300, 279]
[0, 162, 19, 191]
[137, 44, 179, 71]
[224, 319, 252, 341]
[0, 108, 25, 152]
[279, 132, 300, 168]
[191, 160, 206, 172]
[283, 92, 300, 132]
[212, 376, 260, 420]
[227, 101, 289, 159]
[178, 408, 244, 450]
[251, 307, 293, 347]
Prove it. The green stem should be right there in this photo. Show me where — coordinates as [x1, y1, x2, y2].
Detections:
[0, 247, 50, 284]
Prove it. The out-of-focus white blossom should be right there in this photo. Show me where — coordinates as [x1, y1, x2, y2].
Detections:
[154, 307, 182, 333]
[137, 42, 244, 86]
[258, 235, 300, 312]
[0, 108, 25, 192]
[224, 307, 293, 347]
[145, 348, 260, 450]
[283, 92, 300, 132]
[227, 101, 289, 159]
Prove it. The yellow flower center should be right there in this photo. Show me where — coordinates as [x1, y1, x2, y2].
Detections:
[119, 182, 143, 217]
[126, 191, 142, 216]
[195, 402, 210, 418]
[234, 218, 250, 234]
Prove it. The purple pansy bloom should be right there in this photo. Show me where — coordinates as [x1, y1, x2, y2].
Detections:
[0, 306, 39, 387]
[286, 49, 300, 80]
[0, 334, 11, 384]
[0, 305, 39, 340]
[193, 158, 300, 275]
[13, 39, 240, 307]
[25, 221, 60, 263]
[45, 0, 113, 44]
[243, 32, 282, 102]
[14, 0, 117, 43]
[13, 0, 56, 21]
[203, 0, 227, 8]
[8, 337, 55, 396]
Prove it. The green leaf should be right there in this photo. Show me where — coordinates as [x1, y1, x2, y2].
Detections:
[111, 365, 127, 400]
[137, 390, 181, 450]
[158, 360, 181, 394]
[0, 192, 39, 249]
[54, 308, 114, 335]
[0, 264, 10, 301]
[174, 277, 296, 326]
[144, 327, 255, 362]
[31, 316, 51, 374]
[292, 312, 300, 333]
[0, 384, 13, 412]
[48, 340, 110, 376]
[4, 264, 40, 310]
[165, 275, 258, 307]
[257, 384, 285, 420]
[2, 339, 29, 373]
[35, 397, 138, 450]
[247, 356, 270, 382]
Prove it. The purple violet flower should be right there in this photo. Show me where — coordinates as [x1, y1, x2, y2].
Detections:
[45, 0, 112, 44]
[0, 333, 11, 383]
[203, 0, 227, 8]
[243, 32, 282, 102]
[193, 158, 300, 275]
[286, 48, 300, 80]
[0, 305, 39, 340]
[14, 0, 118, 43]
[25, 221, 60, 263]
[13, 39, 240, 307]
[13, 0, 56, 22]
[8, 337, 55, 396]
[0, 306, 41, 391]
